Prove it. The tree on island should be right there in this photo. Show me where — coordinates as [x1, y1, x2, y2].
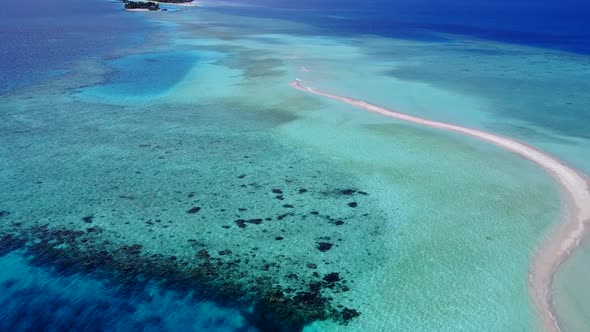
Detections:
[124, 1, 160, 11]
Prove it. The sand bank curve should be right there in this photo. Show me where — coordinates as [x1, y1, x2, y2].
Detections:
[290, 79, 590, 332]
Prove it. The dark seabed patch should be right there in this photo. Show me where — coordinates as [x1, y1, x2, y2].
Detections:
[187, 207, 202, 214]
[0, 223, 362, 331]
[317, 242, 333, 252]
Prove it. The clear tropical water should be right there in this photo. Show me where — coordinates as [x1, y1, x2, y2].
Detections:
[1, 0, 588, 331]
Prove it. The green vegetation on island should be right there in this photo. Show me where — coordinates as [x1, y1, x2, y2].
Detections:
[124, 1, 160, 11]
[122, 0, 194, 11]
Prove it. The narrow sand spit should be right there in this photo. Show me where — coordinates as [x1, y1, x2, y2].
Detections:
[153, 1, 198, 6]
[290, 79, 590, 331]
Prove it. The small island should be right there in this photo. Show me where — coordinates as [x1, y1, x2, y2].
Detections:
[122, 0, 194, 11]
[124, 1, 160, 11]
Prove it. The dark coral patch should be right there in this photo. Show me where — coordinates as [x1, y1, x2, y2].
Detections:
[234, 219, 263, 229]
[317, 242, 333, 252]
[282, 204, 294, 208]
[341, 308, 361, 322]
[86, 227, 103, 233]
[0, 211, 10, 218]
[298, 188, 308, 194]
[0, 234, 26, 256]
[252, 287, 331, 331]
[271, 189, 283, 194]
[340, 189, 368, 196]
[187, 207, 202, 214]
[196, 249, 210, 260]
[347, 202, 358, 208]
[29, 239, 356, 331]
[1, 215, 364, 331]
[275, 237, 284, 241]
[323, 272, 340, 283]
[82, 216, 93, 223]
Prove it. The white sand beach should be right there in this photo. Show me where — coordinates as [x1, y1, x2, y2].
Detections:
[291, 78, 590, 332]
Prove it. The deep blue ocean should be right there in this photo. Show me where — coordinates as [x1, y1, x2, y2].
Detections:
[225, 0, 590, 54]
[0, 0, 148, 92]
[1, 0, 589, 331]
[2, 0, 589, 91]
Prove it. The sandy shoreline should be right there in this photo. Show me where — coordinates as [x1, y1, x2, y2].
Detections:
[152, 1, 198, 6]
[290, 79, 590, 331]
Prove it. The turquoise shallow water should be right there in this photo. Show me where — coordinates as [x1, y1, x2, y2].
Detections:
[1, 1, 589, 331]
[554, 241, 590, 331]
